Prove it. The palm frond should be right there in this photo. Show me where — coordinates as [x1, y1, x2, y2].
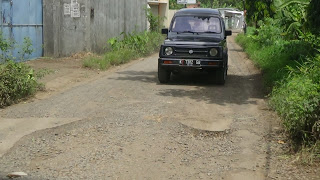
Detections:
[277, 0, 310, 10]
[283, 21, 302, 35]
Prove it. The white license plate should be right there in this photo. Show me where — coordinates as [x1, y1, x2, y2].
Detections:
[186, 60, 194, 66]
[182, 60, 201, 66]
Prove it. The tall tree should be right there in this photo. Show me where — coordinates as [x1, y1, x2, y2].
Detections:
[307, 0, 320, 34]
[245, 0, 275, 26]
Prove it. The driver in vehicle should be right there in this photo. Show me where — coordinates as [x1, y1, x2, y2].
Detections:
[172, 18, 191, 32]
[192, 19, 204, 32]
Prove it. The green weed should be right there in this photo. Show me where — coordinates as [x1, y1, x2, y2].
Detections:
[145, 8, 165, 32]
[0, 32, 14, 62]
[18, 37, 34, 61]
[298, 141, 320, 164]
[35, 68, 54, 79]
[83, 55, 110, 70]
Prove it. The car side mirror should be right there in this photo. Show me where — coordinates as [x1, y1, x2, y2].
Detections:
[225, 30, 232, 36]
[162, 28, 169, 35]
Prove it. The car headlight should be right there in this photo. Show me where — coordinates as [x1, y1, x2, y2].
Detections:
[209, 48, 218, 56]
[165, 47, 173, 56]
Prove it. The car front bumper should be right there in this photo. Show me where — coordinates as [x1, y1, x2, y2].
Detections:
[158, 58, 224, 71]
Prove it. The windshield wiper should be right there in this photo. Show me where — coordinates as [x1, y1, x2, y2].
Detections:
[201, 31, 219, 34]
[177, 31, 198, 34]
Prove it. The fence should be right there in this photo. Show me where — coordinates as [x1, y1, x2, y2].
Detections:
[0, 0, 43, 61]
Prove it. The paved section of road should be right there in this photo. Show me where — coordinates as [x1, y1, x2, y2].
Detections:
[1, 35, 315, 180]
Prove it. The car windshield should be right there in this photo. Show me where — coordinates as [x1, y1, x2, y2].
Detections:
[171, 16, 221, 33]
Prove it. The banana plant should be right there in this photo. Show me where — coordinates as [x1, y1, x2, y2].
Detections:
[277, 0, 310, 8]
[275, 0, 310, 39]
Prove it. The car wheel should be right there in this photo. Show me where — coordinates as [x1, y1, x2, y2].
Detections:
[215, 67, 227, 85]
[158, 65, 171, 83]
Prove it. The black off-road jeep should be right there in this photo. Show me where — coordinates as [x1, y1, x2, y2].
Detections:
[158, 8, 232, 84]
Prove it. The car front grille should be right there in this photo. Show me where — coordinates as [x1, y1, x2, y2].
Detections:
[174, 47, 209, 58]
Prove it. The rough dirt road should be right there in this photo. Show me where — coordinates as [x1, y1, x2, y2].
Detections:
[0, 35, 318, 180]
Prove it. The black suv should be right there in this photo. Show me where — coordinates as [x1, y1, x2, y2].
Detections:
[158, 8, 232, 84]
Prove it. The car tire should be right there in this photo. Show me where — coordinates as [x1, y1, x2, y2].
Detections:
[215, 67, 227, 85]
[158, 65, 171, 83]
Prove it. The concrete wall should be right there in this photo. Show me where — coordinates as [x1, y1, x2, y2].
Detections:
[43, 0, 147, 57]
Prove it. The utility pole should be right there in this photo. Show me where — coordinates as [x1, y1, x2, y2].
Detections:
[243, 0, 245, 11]
[243, 0, 247, 34]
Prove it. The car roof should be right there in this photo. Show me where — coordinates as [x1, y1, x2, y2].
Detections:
[174, 8, 220, 16]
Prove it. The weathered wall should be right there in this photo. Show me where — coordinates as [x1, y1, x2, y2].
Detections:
[43, 0, 147, 57]
[159, 3, 168, 28]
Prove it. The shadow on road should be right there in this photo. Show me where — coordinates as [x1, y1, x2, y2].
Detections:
[112, 71, 158, 83]
[112, 70, 265, 106]
[158, 73, 264, 106]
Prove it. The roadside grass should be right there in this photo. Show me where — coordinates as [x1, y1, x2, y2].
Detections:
[298, 141, 320, 164]
[83, 31, 164, 70]
[236, 29, 313, 87]
[235, 20, 320, 163]
[270, 56, 320, 144]
[83, 54, 111, 70]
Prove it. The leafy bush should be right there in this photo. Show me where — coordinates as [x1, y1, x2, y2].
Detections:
[0, 61, 39, 107]
[0, 31, 40, 108]
[254, 18, 283, 47]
